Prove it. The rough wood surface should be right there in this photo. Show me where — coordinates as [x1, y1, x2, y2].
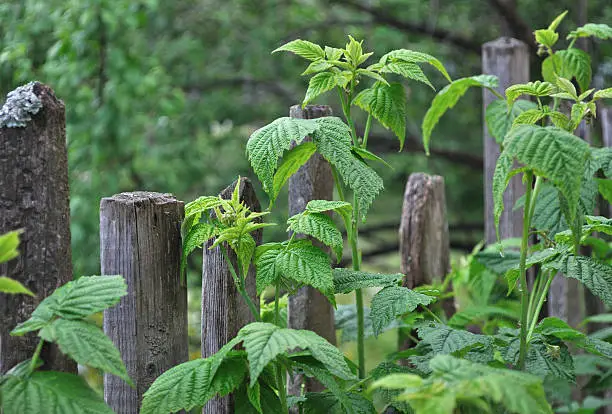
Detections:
[482, 37, 529, 244]
[0, 82, 75, 374]
[101, 192, 187, 413]
[287, 104, 335, 396]
[398, 173, 452, 351]
[202, 178, 262, 414]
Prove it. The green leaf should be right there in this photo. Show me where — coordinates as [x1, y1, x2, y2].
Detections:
[273, 39, 325, 61]
[302, 60, 333, 75]
[506, 81, 556, 105]
[301, 392, 376, 414]
[554, 255, 612, 307]
[380, 49, 451, 82]
[38, 319, 132, 386]
[246, 117, 318, 192]
[512, 108, 546, 127]
[247, 381, 262, 414]
[238, 322, 355, 386]
[181, 222, 217, 275]
[422, 75, 498, 155]
[353, 82, 407, 149]
[312, 117, 383, 218]
[593, 87, 612, 100]
[535, 29, 559, 48]
[271, 142, 317, 205]
[184, 196, 223, 223]
[448, 305, 519, 328]
[370, 286, 434, 336]
[485, 99, 538, 144]
[0, 276, 34, 296]
[583, 313, 612, 324]
[304, 71, 349, 106]
[332, 268, 401, 294]
[351, 146, 393, 169]
[495, 125, 590, 233]
[141, 352, 247, 414]
[305, 199, 352, 226]
[598, 178, 612, 204]
[418, 322, 492, 356]
[0, 230, 21, 263]
[548, 11, 568, 31]
[344, 35, 363, 65]
[325, 46, 343, 61]
[254, 240, 333, 300]
[557, 49, 592, 92]
[568, 23, 612, 40]
[1, 371, 113, 414]
[12, 276, 127, 333]
[379, 61, 434, 90]
[287, 212, 343, 262]
[356, 68, 389, 86]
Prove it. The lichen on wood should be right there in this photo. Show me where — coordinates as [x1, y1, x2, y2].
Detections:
[0, 82, 43, 128]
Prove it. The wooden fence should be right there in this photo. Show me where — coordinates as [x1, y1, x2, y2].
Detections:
[0, 36, 609, 413]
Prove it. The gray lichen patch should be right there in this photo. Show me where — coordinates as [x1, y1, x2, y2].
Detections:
[0, 82, 43, 128]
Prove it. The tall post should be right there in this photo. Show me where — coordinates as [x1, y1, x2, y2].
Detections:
[101, 192, 188, 413]
[287, 105, 336, 395]
[0, 82, 75, 374]
[482, 37, 530, 244]
[202, 178, 262, 413]
[398, 173, 452, 350]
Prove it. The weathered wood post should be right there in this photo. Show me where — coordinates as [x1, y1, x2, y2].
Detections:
[101, 192, 188, 413]
[398, 173, 451, 349]
[0, 82, 75, 374]
[287, 104, 336, 396]
[482, 37, 530, 244]
[202, 178, 262, 413]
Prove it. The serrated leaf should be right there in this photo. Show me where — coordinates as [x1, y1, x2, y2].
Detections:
[417, 322, 492, 355]
[0, 230, 21, 263]
[506, 81, 556, 105]
[238, 322, 355, 386]
[181, 222, 217, 274]
[512, 108, 546, 127]
[370, 286, 434, 336]
[535, 29, 559, 48]
[273, 39, 325, 61]
[568, 23, 612, 40]
[380, 49, 451, 82]
[247, 381, 262, 414]
[351, 146, 393, 169]
[254, 239, 333, 300]
[302, 391, 376, 414]
[542, 53, 570, 84]
[141, 352, 247, 414]
[548, 11, 568, 31]
[353, 82, 407, 149]
[12, 276, 127, 333]
[495, 125, 590, 234]
[184, 196, 223, 226]
[312, 117, 383, 218]
[325, 46, 343, 61]
[448, 304, 519, 328]
[246, 117, 318, 192]
[302, 60, 333, 75]
[422, 75, 498, 155]
[38, 319, 132, 385]
[333, 268, 402, 294]
[305, 199, 352, 226]
[304, 72, 349, 106]
[271, 142, 317, 205]
[379, 61, 434, 90]
[1, 371, 113, 414]
[356, 68, 389, 85]
[0, 276, 34, 296]
[554, 255, 612, 307]
[557, 49, 592, 92]
[485, 99, 538, 144]
[287, 212, 343, 262]
[594, 87, 612, 100]
[556, 76, 578, 99]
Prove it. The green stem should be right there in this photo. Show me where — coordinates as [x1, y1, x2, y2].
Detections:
[420, 304, 443, 324]
[220, 246, 261, 322]
[350, 203, 365, 378]
[486, 87, 505, 101]
[30, 338, 44, 372]
[274, 285, 281, 326]
[362, 113, 372, 149]
[527, 271, 555, 342]
[518, 171, 534, 370]
[275, 363, 288, 414]
[526, 274, 541, 329]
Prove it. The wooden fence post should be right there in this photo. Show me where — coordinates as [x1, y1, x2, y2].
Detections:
[482, 37, 530, 244]
[100, 192, 187, 413]
[0, 82, 75, 374]
[287, 104, 336, 395]
[398, 173, 451, 349]
[201, 178, 262, 413]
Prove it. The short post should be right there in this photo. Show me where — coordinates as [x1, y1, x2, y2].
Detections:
[0, 82, 75, 374]
[100, 192, 188, 413]
[287, 105, 336, 396]
[202, 178, 262, 413]
[398, 173, 452, 350]
[482, 37, 530, 244]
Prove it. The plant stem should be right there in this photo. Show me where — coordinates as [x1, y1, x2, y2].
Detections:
[420, 304, 443, 324]
[527, 271, 555, 342]
[350, 199, 365, 378]
[30, 338, 44, 372]
[275, 363, 288, 413]
[362, 113, 372, 148]
[518, 171, 534, 370]
[220, 246, 261, 322]
[274, 285, 281, 326]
